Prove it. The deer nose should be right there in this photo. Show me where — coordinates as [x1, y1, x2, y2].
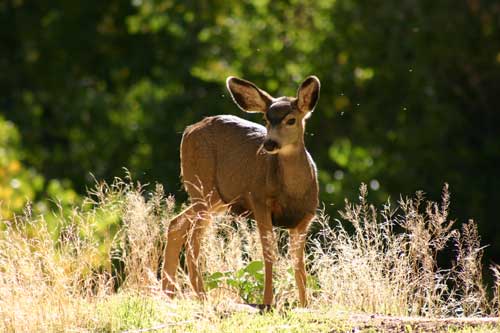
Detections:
[263, 139, 280, 152]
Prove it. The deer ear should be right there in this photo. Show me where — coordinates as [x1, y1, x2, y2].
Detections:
[226, 76, 274, 113]
[297, 75, 320, 113]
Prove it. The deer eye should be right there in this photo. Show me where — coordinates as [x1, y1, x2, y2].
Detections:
[286, 118, 296, 126]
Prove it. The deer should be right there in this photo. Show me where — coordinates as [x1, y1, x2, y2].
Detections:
[162, 75, 320, 307]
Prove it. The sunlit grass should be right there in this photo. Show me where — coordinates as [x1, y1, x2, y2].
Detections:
[0, 178, 498, 332]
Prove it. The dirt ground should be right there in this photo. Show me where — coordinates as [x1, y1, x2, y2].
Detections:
[338, 314, 499, 332]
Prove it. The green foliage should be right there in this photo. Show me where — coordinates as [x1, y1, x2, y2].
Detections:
[205, 260, 321, 305]
[0, 116, 79, 221]
[0, 116, 39, 218]
[206, 260, 265, 304]
[1, 1, 499, 262]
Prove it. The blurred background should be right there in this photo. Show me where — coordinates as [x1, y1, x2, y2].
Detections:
[1, 1, 499, 264]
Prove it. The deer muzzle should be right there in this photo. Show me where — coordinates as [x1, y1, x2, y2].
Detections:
[263, 139, 281, 154]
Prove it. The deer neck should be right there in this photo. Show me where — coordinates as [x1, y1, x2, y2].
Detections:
[267, 143, 315, 197]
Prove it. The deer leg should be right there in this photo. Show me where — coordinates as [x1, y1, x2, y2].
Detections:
[162, 206, 199, 295]
[255, 208, 276, 306]
[290, 219, 312, 307]
[185, 213, 210, 298]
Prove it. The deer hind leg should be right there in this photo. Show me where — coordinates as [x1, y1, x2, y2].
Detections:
[289, 217, 313, 307]
[162, 206, 193, 295]
[162, 202, 214, 298]
[184, 190, 224, 298]
[185, 210, 210, 297]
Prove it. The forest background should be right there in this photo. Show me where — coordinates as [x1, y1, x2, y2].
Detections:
[1, 0, 499, 266]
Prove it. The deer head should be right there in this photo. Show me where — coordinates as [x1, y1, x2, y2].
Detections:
[226, 76, 320, 154]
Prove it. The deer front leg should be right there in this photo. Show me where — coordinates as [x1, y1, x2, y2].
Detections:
[254, 208, 276, 306]
[289, 216, 313, 307]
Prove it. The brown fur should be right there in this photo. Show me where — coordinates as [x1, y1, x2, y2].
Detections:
[162, 76, 321, 307]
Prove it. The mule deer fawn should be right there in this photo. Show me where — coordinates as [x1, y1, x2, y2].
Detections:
[162, 76, 320, 307]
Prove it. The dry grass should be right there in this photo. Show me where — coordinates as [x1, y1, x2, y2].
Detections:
[0, 179, 498, 332]
[311, 184, 495, 317]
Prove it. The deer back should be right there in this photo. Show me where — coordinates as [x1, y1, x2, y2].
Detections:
[180, 115, 267, 210]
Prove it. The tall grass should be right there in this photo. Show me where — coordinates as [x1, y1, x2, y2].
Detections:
[311, 184, 494, 317]
[0, 179, 498, 331]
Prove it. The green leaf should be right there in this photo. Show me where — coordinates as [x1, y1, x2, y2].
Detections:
[208, 271, 224, 280]
[244, 260, 264, 275]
